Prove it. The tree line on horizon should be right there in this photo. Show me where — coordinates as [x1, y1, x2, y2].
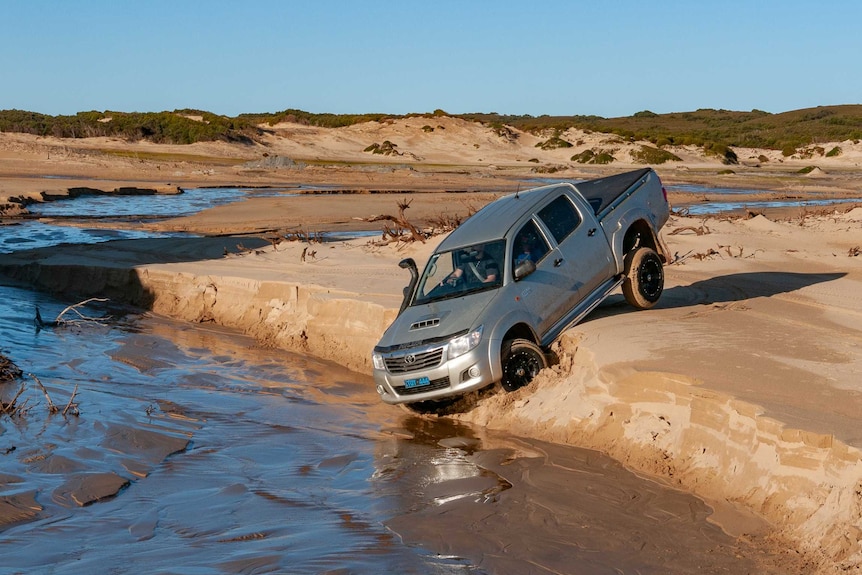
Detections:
[1, 105, 860, 155]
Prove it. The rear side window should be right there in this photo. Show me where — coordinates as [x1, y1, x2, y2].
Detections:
[537, 194, 581, 244]
[512, 220, 551, 270]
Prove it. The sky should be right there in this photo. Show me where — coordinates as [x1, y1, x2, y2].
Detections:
[3, 0, 861, 118]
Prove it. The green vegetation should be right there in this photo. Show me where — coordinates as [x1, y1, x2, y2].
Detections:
[571, 149, 616, 164]
[3, 104, 862, 152]
[535, 136, 573, 150]
[797, 166, 816, 174]
[630, 145, 682, 164]
[0, 109, 261, 144]
[702, 142, 739, 164]
[364, 140, 400, 155]
[461, 105, 862, 153]
[826, 146, 842, 157]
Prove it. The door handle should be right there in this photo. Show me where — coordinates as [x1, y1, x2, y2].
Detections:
[588, 228, 597, 237]
[554, 258, 563, 267]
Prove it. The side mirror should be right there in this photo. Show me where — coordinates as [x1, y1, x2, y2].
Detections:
[513, 259, 536, 281]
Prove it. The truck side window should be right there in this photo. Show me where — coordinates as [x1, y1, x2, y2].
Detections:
[537, 195, 581, 244]
[512, 220, 550, 269]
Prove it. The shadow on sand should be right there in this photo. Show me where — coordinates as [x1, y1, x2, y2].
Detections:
[593, 270, 846, 319]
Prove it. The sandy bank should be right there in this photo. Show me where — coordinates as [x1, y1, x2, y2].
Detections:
[2, 206, 862, 571]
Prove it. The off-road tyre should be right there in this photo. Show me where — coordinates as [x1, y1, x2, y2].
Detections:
[622, 246, 664, 309]
[501, 338, 547, 392]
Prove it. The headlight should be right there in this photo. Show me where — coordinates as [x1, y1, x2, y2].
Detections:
[372, 352, 386, 371]
[448, 325, 483, 359]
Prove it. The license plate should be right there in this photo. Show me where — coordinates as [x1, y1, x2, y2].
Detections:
[404, 376, 431, 389]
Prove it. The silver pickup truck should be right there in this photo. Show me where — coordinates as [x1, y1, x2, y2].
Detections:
[372, 168, 670, 408]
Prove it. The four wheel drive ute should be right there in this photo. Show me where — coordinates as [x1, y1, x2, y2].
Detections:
[372, 168, 671, 406]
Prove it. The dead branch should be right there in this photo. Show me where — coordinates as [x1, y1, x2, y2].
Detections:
[1, 353, 22, 381]
[54, 298, 110, 325]
[365, 199, 427, 244]
[850, 246, 861, 257]
[63, 384, 80, 417]
[0, 382, 26, 416]
[668, 224, 711, 236]
[30, 373, 58, 414]
[35, 298, 111, 328]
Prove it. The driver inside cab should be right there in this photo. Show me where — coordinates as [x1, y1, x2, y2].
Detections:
[449, 245, 499, 284]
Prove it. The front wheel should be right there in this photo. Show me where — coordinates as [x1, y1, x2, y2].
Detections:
[622, 247, 664, 310]
[501, 339, 547, 392]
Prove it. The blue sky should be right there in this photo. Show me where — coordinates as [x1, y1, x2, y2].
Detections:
[3, 1, 860, 118]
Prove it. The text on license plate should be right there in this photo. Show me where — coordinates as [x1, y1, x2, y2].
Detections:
[404, 376, 431, 389]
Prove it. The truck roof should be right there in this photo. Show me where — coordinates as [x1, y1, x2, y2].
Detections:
[437, 182, 571, 250]
[436, 168, 655, 252]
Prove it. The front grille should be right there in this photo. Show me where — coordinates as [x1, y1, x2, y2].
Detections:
[384, 347, 444, 374]
[394, 377, 450, 396]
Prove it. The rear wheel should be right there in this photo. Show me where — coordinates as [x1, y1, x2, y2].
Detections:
[501, 338, 547, 392]
[622, 247, 664, 309]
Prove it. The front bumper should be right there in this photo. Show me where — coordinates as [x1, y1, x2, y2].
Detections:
[373, 342, 495, 404]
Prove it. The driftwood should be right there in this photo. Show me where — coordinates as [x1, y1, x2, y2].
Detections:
[1, 353, 22, 381]
[668, 223, 711, 236]
[35, 298, 110, 329]
[0, 382, 27, 417]
[365, 199, 427, 244]
[0, 373, 80, 419]
[31, 373, 58, 414]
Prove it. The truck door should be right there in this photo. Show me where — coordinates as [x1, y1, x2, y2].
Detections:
[510, 219, 565, 337]
[535, 193, 615, 304]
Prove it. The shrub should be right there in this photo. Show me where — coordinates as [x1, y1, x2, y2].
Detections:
[572, 150, 594, 163]
[797, 166, 816, 174]
[593, 151, 615, 164]
[703, 142, 739, 164]
[826, 146, 842, 157]
[781, 144, 797, 157]
[364, 141, 400, 155]
[422, 125, 434, 132]
[718, 169, 735, 175]
[758, 154, 770, 163]
[631, 145, 682, 164]
[571, 149, 615, 164]
[535, 136, 573, 150]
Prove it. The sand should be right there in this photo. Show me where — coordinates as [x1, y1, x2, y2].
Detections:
[2, 121, 862, 572]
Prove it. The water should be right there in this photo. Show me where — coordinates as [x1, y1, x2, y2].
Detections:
[0, 290, 472, 573]
[26, 187, 284, 218]
[666, 183, 862, 214]
[0, 187, 802, 573]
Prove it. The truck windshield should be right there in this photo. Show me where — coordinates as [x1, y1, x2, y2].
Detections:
[413, 239, 506, 305]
